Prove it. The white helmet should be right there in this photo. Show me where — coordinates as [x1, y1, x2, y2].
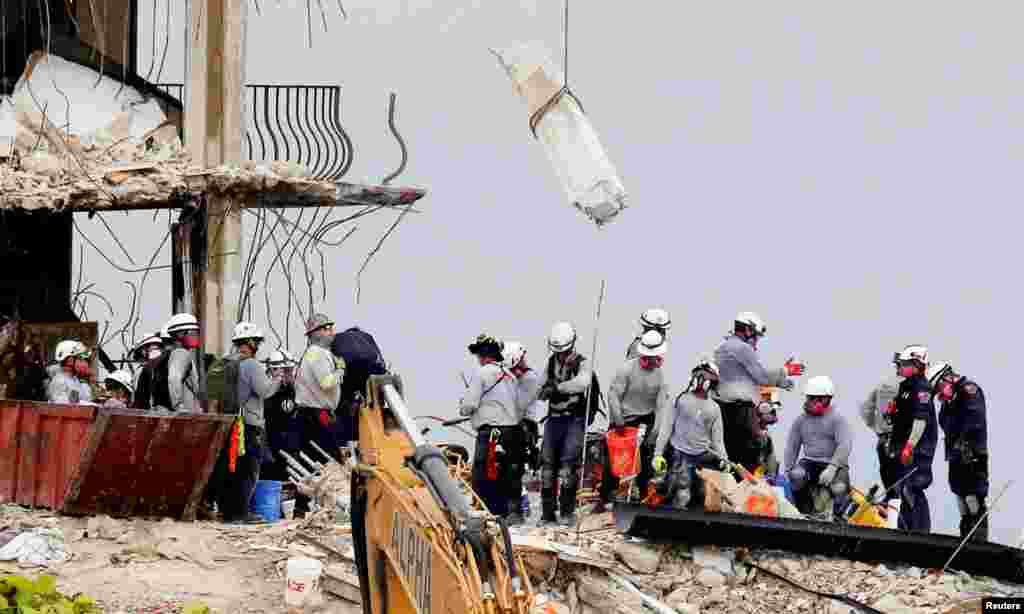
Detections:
[926, 361, 953, 387]
[735, 311, 767, 336]
[693, 356, 719, 377]
[640, 308, 671, 332]
[266, 349, 297, 367]
[548, 322, 577, 353]
[159, 326, 173, 342]
[637, 329, 667, 357]
[894, 345, 929, 366]
[502, 341, 527, 369]
[165, 313, 200, 336]
[55, 340, 88, 363]
[804, 375, 835, 397]
[104, 370, 135, 395]
[232, 321, 265, 343]
[133, 333, 162, 352]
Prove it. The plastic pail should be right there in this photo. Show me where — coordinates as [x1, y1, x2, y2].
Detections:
[606, 427, 640, 479]
[285, 557, 323, 607]
[250, 480, 282, 522]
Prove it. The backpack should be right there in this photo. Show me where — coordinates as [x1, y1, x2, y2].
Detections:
[206, 354, 241, 414]
[331, 327, 386, 401]
[545, 354, 603, 425]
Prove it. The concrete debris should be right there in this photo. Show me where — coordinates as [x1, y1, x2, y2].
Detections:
[614, 540, 663, 573]
[692, 544, 736, 577]
[695, 567, 727, 587]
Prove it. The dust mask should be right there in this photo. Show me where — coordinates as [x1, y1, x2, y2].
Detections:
[938, 382, 955, 401]
[147, 348, 162, 361]
[898, 366, 917, 378]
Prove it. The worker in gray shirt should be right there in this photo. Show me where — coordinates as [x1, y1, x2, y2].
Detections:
[601, 330, 672, 506]
[784, 375, 853, 518]
[460, 334, 521, 520]
[163, 313, 202, 413]
[653, 358, 731, 509]
[713, 311, 802, 474]
[217, 322, 282, 523]
[625, 308, 671, 359]
[859, 374, 904, 503]
[295, 313, 346, 463]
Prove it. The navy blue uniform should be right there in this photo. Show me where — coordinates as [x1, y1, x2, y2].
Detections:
[892, 374, 938, 532]
[939, 378, 989, 541]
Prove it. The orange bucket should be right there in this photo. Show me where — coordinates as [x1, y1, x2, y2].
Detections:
[606, 427, 641, 479]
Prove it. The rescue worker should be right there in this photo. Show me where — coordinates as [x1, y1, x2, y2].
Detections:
[102, 370, 135, 408]
[261, 350, 307, 514]
[330, 326, 386, 446]
[626, 308, 671, 359]
[537, 322, 594, 525]
[755, 388, 783, 478]
[858, 373, 904, 504]
[927, 361, 989, 542]
[161, 313, 202, 413]
[459, 334, 522, 519]
[294, 314, 346, 463]
[217, 322, 282, 523]
[784, 375, 853, 518]
[713, 311, 802, 475]
[652, 358, 730, 509]
[887, 345, 938, 533]
[46, 340, 94, 404]
[601, 329, 671, 508]
[131, 332, 164, 410]
[503, 341, 544, 524]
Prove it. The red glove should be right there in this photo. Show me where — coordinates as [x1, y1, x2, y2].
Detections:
[319, 409, 333, 428]
[883, 401, 897, 416]
[900, 441, 914, 466]
[785, 359, 804, 377]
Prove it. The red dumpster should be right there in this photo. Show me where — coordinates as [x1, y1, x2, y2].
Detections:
[0, 401, 95, 509]
[0, 401, 233, 520]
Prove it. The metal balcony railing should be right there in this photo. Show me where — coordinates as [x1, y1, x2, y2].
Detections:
[156, 84, 353, 181]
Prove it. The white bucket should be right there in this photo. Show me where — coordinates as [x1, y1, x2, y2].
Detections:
[886, 500, 901, 529]
[285, 557, 323, 608]
[281, 499, 296, 520]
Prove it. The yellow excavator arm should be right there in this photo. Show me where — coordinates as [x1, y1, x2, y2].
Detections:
[350, 374, 535, 614]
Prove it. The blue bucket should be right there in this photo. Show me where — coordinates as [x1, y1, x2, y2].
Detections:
[250, 480, 283, 522]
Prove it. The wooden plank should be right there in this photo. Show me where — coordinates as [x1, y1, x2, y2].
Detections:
[322, 566, 362, 604]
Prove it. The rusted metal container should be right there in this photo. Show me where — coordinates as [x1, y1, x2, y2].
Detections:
[0, 400, 96, 509]
[62, 408, 233, 520]
[0, 401, 233, 520]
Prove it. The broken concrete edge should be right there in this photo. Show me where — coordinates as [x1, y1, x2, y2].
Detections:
[1, 154, 428, 212]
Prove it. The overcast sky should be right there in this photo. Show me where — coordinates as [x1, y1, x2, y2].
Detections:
[76, 0, 1023, 544]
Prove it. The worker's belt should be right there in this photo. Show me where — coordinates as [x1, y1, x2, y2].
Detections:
[476, 424, 519, 433]
[547, 409, 585, 419]
[296, 405, 333, 415]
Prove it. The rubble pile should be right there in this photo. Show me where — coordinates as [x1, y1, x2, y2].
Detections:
[0, 51, 342, 212]
[3, 491, 1022, 614]
[511, 516, 1024, 614]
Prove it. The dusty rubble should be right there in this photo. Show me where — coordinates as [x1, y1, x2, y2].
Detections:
[0, 502, 360, 614]
[512, 511, 1024, 614]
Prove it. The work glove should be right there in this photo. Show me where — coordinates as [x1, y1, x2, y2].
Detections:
[883, 400, 897, 416]
[538, 382, 558, 401]
[784, 357, 806, 377]
[652, 455, 668, 474]
[818, 464, 838, 486]
[718, 458, 733, 472]
[779, 378, 796, 391]
[319, 408, 335, 428]
[900, 441, 914, 466]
